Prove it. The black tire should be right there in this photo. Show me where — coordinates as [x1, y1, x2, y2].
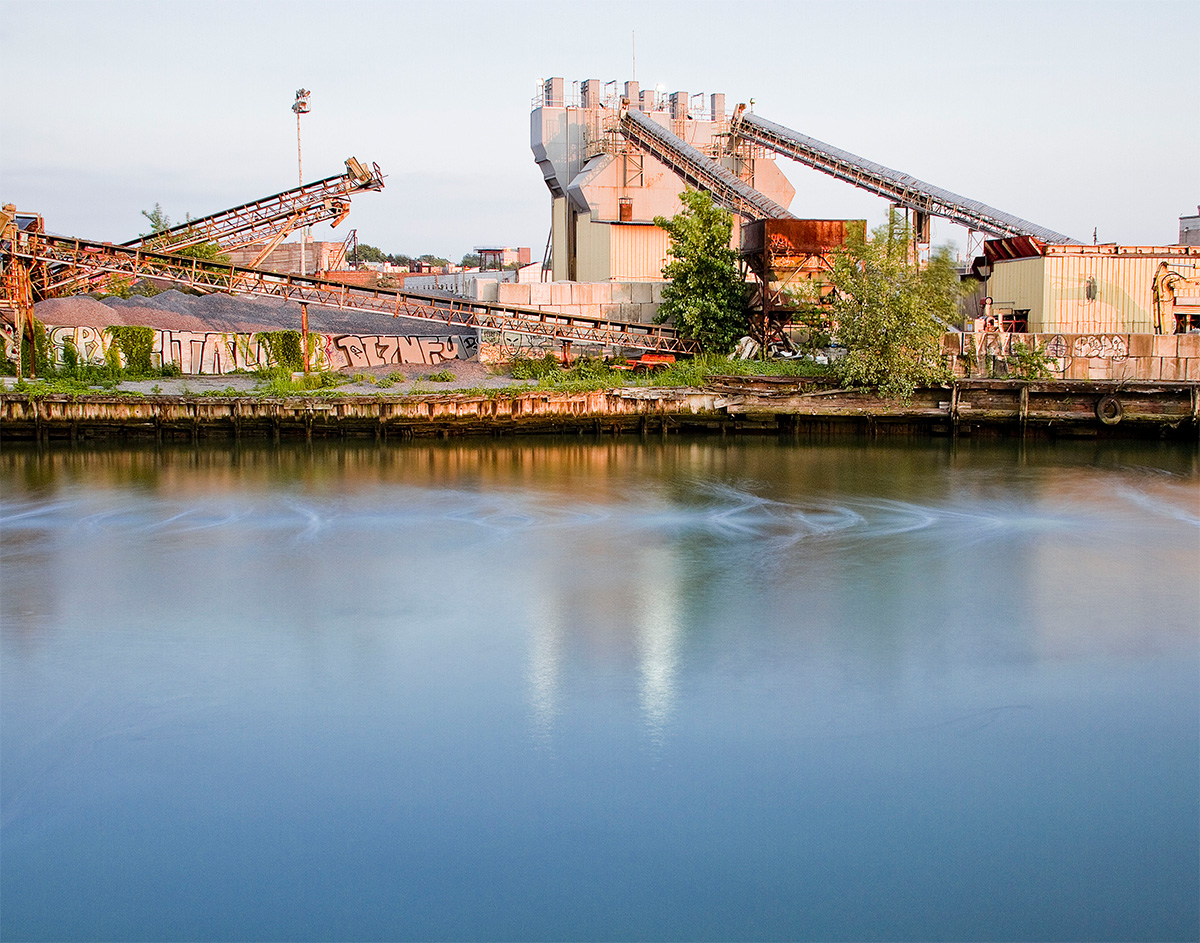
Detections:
[1096, 395, 1123, 425]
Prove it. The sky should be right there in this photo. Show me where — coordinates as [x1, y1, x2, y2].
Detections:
[2, 0, 1197, 263]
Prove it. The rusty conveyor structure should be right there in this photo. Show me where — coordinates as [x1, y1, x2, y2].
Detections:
[6, 229, 698, 354]
[731, 107, 1078, 243]
[123, 157, 385, 263]
[617, 104, 795, 222]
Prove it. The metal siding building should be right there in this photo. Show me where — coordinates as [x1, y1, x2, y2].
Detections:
[986, 240, 1200, 334]
[609, 224, 671, 281]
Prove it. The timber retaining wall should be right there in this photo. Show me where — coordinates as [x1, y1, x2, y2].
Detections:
[2, 381, 1196, 443]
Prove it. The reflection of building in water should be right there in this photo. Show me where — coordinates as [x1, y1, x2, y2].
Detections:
[524, 543, 684, 745]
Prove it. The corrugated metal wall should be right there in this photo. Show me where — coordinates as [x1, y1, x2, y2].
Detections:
[989, 257, 1045, 329]
[609, 224, 671, 281]
[1044, 254, 1159, 333]
[991, 253, 1190, 334]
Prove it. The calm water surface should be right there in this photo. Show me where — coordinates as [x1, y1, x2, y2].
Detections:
[2, 436, 1197, 941]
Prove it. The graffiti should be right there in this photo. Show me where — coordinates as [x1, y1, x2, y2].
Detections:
[1043, 334, 1070, 374]
[4, 325, 479, 374]
[332, 334, 478, 368]
[479, 330, 554, 364]
[1071, 334, 1128, 362]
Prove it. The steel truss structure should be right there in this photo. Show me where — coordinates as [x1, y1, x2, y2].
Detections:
[617, 105, 795, 222]
[123, 157, 386, 258]
[8, 231, 698, 354]
[732, 109, 1078, 244]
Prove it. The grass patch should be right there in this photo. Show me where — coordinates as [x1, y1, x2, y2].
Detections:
[501, 352, 831, 393]
[254, 368, 346, 397]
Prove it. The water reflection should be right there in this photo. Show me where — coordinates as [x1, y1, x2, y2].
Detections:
[2, 436, 1197, 941]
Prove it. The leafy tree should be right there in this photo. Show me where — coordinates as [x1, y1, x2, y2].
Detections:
[821, 214, 959, 398]
[354, 242, 388, 263]
[140, 204, 228, 263]
[141, 203, 171, 235]
[460, 253, 481, 269]
[653, 190, 748, 354]
[419, 253, 449, 267]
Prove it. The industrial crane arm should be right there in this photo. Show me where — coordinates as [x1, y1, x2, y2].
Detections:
[732, 108, 1078, 244]
[618, 105, 795, 222]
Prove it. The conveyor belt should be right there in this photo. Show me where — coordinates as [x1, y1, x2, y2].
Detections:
[733, 110, 1077, 243]
[10, 232, 698, 354]
[618, 106, 794, 222]
[122, 158, 385, 254]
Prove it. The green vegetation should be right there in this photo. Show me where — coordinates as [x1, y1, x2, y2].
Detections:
[254, 331, 307, 373]
[253, 368, 346, 397]
[352, 244, 452, 269]
[817, 214, 961, 399]
[1006, 341, 1055, 380]
[654, 190, 750, 354]
[107, 326, 157, 375]
[506, 352, 826, 394]
[140, 203, 230, 263]
[424, 369, 456, 382]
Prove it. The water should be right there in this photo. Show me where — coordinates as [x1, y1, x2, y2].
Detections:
[2, 436, 1197, 941]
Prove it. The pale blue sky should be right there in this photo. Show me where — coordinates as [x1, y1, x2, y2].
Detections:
[3, 0, 1196, 260]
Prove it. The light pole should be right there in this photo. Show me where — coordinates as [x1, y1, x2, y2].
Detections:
[292, 88, 310, 277]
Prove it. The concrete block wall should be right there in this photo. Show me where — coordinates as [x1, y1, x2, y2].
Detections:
[488, 281, 664, 324]
[947, 331, 1200, 381]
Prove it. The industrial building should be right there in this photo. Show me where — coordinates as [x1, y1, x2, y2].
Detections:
[531, 78, 795, 282]
[982, 238, 1200, 335]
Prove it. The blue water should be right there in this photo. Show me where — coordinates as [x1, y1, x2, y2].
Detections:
[2, 438, 1197, 941]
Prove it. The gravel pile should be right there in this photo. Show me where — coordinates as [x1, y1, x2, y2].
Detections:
[34, 289, 476, 338]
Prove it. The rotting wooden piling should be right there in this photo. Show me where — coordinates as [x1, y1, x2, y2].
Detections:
[1, 380, 1196, 443]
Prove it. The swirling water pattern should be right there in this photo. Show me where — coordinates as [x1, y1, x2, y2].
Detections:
[2, 438, 1197, 941]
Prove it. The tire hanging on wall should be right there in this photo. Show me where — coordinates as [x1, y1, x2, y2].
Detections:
[1095, 395, 1124, 425]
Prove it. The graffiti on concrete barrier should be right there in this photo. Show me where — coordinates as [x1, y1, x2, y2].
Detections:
[1043, 334, 1070, 373]
[1071, 334, 1128, 362]
[3, 324, 479, 373]
[332, 333, 478, 367]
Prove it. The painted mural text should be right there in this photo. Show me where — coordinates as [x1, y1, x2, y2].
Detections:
[3, 325, 478, 373]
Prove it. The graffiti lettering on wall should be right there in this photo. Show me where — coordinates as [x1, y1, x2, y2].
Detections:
[1071, 334, 1128, 362]
[3, 325, 479, 373]
[332, 334, 477, 368]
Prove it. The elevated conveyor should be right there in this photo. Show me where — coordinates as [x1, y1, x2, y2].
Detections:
[8, 231, 698, 355]
[618, 105, 794, 222]
[123, 157, 385, 257]
[731, 108, 1077, 244]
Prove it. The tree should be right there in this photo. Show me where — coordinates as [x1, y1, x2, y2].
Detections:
[140, 204, 228, 263]
[460, 253, 481, 269]
[821, 214, 960, 398]
[353, 242, 388, 263]
[653, 190, 749, 353]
